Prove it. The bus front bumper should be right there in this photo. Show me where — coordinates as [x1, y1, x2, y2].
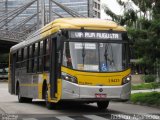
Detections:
[61, 80, 131, 101]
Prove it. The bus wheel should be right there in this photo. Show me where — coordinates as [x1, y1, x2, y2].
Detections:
[17, 85, 32, 103]
[97, 101, 109, 110]
[45, 89, 53, 109]
[17, 85, 25, 103]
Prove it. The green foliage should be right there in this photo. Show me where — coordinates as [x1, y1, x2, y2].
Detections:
[103, 6, 121, 22]
[103, 0, 160, 73]
[127, 20, 160, 73]
[151, 82, 160, 90]
[132, 82, 160, 90]
[141, 75, 156, 83]
[153, 0, 160, 19]
[132, 83, 152, 90]
[117, 0, 125, 6]
[131, 92, 160, 106]
[139, 19, 152, 29]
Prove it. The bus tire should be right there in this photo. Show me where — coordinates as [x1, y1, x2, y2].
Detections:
[17, 85, 32, 103]
[24, 97, 32, 103]
[97, 101, 109, 110]
[45, 88, 53, 109]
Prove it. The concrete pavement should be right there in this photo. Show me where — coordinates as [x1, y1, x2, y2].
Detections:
[0, 82, 160, 120]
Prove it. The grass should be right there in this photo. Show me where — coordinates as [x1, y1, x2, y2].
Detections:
[132, 82, 160, 90]
[131, 92, 160, 106]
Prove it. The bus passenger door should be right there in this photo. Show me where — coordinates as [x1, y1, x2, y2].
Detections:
[50, 37, 58, 99]
[50, 35, 63, 99]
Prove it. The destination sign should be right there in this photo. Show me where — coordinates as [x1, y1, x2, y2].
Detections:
[70, 31, 122, 40]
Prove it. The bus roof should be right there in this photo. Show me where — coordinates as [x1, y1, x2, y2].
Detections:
[10, 18, 126, 52]
[47, 18, 125, 30]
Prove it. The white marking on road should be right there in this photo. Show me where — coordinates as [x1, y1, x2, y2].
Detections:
[23, 118, 38, 120]
[84, 115, 109, 120]
[56, 116, 75, 120]
[111, 114, 135, 120]
[143, 114, 160, 120]
[111, 114, 160, 120]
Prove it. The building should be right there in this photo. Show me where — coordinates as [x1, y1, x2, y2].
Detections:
[0, 0, 101, 30]
[92, 0, 101, 18]
[0, 0, 37, 30]
[52, 0, 101, 18]
[0, 0, 101, 67]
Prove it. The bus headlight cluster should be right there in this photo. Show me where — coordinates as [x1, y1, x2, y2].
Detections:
[61, 72, 78, 84]
[122, 75, 131, 84]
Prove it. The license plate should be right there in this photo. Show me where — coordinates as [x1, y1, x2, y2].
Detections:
[95, 94, 106, 98]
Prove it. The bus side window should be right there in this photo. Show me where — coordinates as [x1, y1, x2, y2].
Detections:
[17, 50, 21, 68]
[16, 51, 18, 68]
[27, 46, 29, 73]
[44, 39, 50, 71]
[24, 47, 27, 60]
[37, 42, 40, 72]
[16, 51, 18, 62]
[21, 48, 24, 68]
[33, 43, 38, 73]
[21, 48, 24, 61]
[28, 45, 32, 73]
[24, 47, 27, 68]
[32, 44, 35, 73]
[19, 50, 22, 61]
[38, 41, 43, 72]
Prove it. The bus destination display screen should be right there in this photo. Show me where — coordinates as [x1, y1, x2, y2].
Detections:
[69, 31, 122, 40]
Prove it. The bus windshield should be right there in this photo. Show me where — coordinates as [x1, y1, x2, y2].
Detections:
[63, 42, 129, 72]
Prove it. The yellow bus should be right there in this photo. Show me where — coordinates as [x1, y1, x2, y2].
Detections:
[9, 18, 131, 110]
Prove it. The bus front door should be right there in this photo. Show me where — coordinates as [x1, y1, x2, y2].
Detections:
[50, 37, 58, 99]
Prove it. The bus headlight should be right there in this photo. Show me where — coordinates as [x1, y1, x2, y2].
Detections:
[122, 75, 131, 84]
[61, 72, 78, 84]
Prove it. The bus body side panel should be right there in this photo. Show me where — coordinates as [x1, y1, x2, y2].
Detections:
[38, 73, 50, 99]
[17, 72, 50, 99]
[15, 66, 40, 99]
[9, 53, 16, 95]
[15, 68, 30, 98]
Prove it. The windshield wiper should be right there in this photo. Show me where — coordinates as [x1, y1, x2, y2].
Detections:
[104, 44, 109, 67]
[104, 44, 114, 66]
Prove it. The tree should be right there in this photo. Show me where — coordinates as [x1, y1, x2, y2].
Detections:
[103, 0, 160, 73]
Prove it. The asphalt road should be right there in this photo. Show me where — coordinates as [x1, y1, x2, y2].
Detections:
[0, 82, 159, 120]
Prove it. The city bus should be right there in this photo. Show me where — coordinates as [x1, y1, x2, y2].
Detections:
[9, 18, 131, 110]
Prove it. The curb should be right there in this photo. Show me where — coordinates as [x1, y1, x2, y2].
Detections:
[131, 89, 160, 94]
